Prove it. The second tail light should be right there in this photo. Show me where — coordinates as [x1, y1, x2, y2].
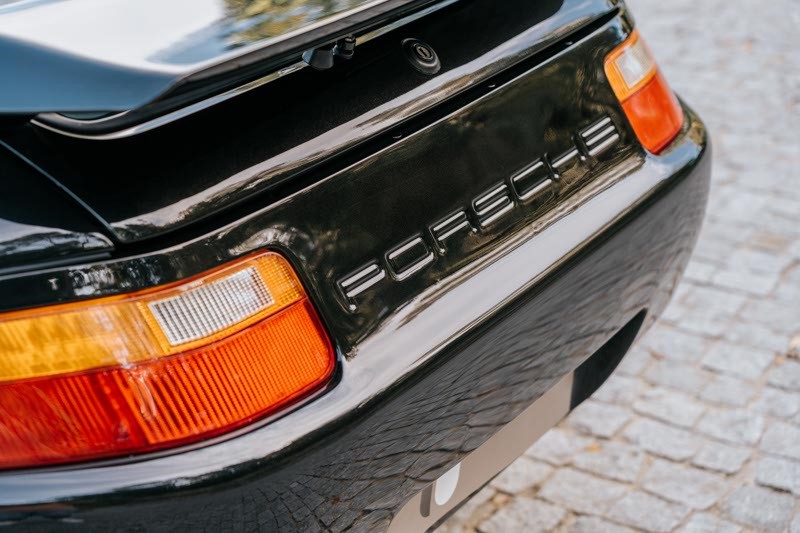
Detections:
[605, 30, 684, 154]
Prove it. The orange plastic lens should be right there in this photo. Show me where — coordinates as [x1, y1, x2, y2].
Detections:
[605, 31, 684, 154]
[0, 253, 304, 382]
[621, 71, 684, 154]
[0, 253, 335, 469]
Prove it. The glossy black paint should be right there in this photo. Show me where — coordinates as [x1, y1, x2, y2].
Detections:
[0, 0, 443, 117]
[0, 148, 112, 274]
[0, 1, 713, 530]
[2, 0, 616, 243]
[0, 127, 711, 530]
[0, 10, 635, 345]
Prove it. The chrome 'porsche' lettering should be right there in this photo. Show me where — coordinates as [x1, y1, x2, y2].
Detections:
[387, 236, 435, 281]
[473, 184, 514, 228]
[430, 211, 471, 252]
[339, 263, 385, 299]
[337, 116, 620, 309]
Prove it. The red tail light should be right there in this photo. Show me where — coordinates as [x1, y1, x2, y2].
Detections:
[0, 252, 335, 469]
[605, 30, 684, 154]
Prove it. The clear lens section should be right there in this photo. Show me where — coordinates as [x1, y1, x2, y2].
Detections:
[615, 38, 655, 89]
[148, 267, 274, 345]
[0, 252, 304, 382]
[604, 31, 658, 103]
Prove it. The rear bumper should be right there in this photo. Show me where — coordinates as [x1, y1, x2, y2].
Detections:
[0, 102, 710, 530]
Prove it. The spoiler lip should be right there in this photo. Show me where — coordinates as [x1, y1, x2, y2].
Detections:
[0, 0, 444, 127]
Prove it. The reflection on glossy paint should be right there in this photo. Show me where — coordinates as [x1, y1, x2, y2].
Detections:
[0, 0, 383, 69]
[0, 146, 113, 272]
[4, 0, 589, 242]
[224, 0, 372, 46]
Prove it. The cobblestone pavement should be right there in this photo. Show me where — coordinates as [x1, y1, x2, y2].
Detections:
[440, 0, 800, 531]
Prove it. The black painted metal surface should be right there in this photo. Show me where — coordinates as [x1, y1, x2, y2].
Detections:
[0, 5, 631, 325]
[2, 0, 616, 242]
[0, 1, 712, 530]
[0, 130, 711, 530]
[0, 0, 443, 117]
[0, 148, 112, 275]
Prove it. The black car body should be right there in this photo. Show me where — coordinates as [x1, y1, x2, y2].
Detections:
[0, 0, 710, 530]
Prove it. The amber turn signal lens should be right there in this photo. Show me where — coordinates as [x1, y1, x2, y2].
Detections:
[0, 252, 335, 470]
[605, 30, 684, 154]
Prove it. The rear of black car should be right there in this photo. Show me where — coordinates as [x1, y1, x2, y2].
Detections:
[0, 0, 710, 530]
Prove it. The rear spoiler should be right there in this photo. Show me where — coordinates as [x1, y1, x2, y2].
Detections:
[0, 0, 449, 138]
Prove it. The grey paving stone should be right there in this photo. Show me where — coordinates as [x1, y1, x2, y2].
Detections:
[538, 468, 627, 515]
[790, 334, 800, 360]
[477, 497, 564, 533]
[644, 360, 711, 393]
[760, 421, 800, 460]
[565, 401, 631, 439]
[616, 346, 654, 377]
[791, 513, 800, 533]
[775, 265, 800, 304]
[752, 387, 800, 418]
[661, 300, 689, 325]
[592, 374, 644, 406]
[623, 418, 703, 461]
[678, 286, 747, 336]
[739, 300, 800, 338]
[723, 320, 790, 353]
[671, 309, 731, 338]
[692, 223, 744, 260]
[700, 375, 756, 407]
[437, 486, 495, 533]
[642, 325, 712, 362]
[700, 341, 775, 381]
[710, 194, 771, 233]
[524, 428, 592, 466]
[749, 230, 794, 255]
[490, 457, 552, 494]
[633, 387, 706, 428]
[565, 515, 633, 533]
[681, 286, 747, 317]
[571, 441, 646, 483]
[755, 455, 800, 495]
[678, 513, 742, 533]
[691, 442, 751, 475]
[608, 491, 689, 533]
[697, 408, 766, 445]
[712, 267, 779, 296]
[767, 198, 800, 227]
[768, 360, 800, 391]
[683, 260, 718, 285]
[642, 459, 728, 510]
[721, 485, 795, 532]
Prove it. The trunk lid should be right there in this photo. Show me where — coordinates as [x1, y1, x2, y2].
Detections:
[0, 0, 440, 118]
[0, 0, 619, 244]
